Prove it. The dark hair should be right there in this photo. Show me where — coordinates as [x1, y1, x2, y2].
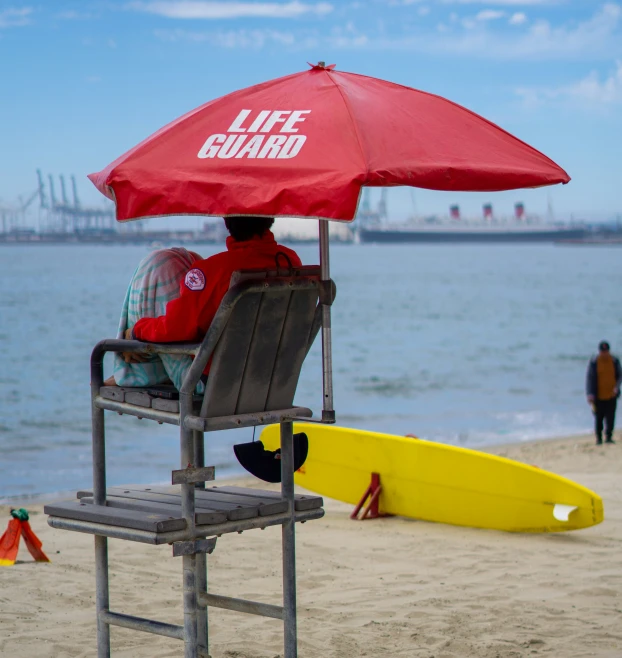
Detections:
[224, 216, 274, 241]
[599, 341, 610, 351]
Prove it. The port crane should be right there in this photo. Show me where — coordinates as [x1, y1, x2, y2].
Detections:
[0, 170, 117, 235]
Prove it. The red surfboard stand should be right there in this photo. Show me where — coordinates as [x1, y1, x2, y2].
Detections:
[0, 508, 51, 566]
[350, 472, 391, 520]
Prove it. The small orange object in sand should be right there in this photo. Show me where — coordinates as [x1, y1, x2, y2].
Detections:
[0, 508, 51, 566]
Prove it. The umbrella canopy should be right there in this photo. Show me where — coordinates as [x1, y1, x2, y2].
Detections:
[89, 63, 570, 222]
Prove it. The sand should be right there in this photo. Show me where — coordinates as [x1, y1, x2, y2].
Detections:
[2, 430, 621, 658]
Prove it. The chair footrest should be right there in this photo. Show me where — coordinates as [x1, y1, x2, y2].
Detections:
[47, 507, 324, 544]
[211, 485, 323, 512]
[44, 500, 186, 533]
[45, 485, 324, 544]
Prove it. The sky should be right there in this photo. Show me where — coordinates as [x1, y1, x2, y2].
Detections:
[1, 0, 621, 228]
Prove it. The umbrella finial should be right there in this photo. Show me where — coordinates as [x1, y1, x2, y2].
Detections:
[307, 61, 336, 70]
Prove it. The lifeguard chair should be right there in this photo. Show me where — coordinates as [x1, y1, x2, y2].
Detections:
[45, 224, 337, 658]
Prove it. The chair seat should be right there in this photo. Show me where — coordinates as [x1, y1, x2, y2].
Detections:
[99, 386, 202, 413]
[97, 388, 313, 431]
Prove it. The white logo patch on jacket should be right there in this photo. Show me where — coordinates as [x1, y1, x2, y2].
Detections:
[185, 268, 206, 291]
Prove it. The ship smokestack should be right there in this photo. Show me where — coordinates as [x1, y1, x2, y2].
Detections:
[483, 203, 493, 220]
[449, 204, 460, 220]
[515, 202, 525, 220]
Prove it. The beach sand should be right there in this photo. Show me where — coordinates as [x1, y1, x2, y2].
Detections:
[2, 431, 621, 658]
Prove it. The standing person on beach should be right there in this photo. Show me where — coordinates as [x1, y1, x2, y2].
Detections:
[586, 341, 621, 445]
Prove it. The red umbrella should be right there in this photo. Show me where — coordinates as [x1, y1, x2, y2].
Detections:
[89, 63, 569, 222]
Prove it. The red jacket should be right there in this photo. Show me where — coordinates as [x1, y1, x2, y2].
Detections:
[132, 231, 301, 351]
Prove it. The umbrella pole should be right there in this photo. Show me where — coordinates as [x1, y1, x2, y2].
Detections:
[319, 220, 335, 422]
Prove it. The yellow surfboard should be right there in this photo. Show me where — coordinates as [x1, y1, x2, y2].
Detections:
[260, 424, 604, 532]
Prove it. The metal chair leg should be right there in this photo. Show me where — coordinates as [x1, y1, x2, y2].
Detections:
[193, 430, 209, 654]
[91, 371, 111, 658]
[196, 551, 208, 653]
[280, 420, 297, 658]
[95, 535, 111, 658]
[180, 398, 198, 658]
[183, 553, 198, 658]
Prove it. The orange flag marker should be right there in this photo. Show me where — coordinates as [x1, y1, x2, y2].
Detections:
[0, 508, 51, 566]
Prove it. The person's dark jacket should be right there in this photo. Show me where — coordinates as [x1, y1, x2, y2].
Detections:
[586, 354, 622, 399]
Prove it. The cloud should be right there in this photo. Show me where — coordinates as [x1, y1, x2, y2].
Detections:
[517, 61, 622, 106]
[154, 26, 312, 47]
[327, 33, 369, 46]
[58, 10, 99, 20]
[155, 20, 370, 48]
[336, 3, 622, 60]
[0, 7, 33, 28]
[327, 21, 369, 46]
[476, 9, 505, 20]
[128, 1, 333, 19]
[508, 11, 527, 24]
[148, 3, 622, 61]
[385, 0, 552, 3]
[440, 0, 556, 4]
[508, 3, 622, 58]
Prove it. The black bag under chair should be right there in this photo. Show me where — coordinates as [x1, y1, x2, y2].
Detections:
[234, 432, 309, 483]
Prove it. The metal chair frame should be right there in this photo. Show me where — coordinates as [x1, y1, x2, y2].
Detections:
[46, 267, 336, 658]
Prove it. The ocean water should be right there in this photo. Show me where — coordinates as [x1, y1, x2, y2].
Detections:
[1, 242, 620, 501]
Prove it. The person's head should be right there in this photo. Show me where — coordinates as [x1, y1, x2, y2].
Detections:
[224, 216, 274, 242]
[599, 340, 611, 353]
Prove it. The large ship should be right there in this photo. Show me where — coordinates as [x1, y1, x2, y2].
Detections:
[357, 196, 590, 244]
[359, 222, 590, 243]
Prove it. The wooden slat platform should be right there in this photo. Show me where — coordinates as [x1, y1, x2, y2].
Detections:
[141, 486, 288, 517]
[43, 500, 187, 533]
[212, 486, 323, 512]
[77, 487, 259, 521]
[79, 496, 227, 526]
[46, 485, 323, 536]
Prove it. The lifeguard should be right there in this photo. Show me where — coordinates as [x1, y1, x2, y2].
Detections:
[105, 216, 302, 388]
